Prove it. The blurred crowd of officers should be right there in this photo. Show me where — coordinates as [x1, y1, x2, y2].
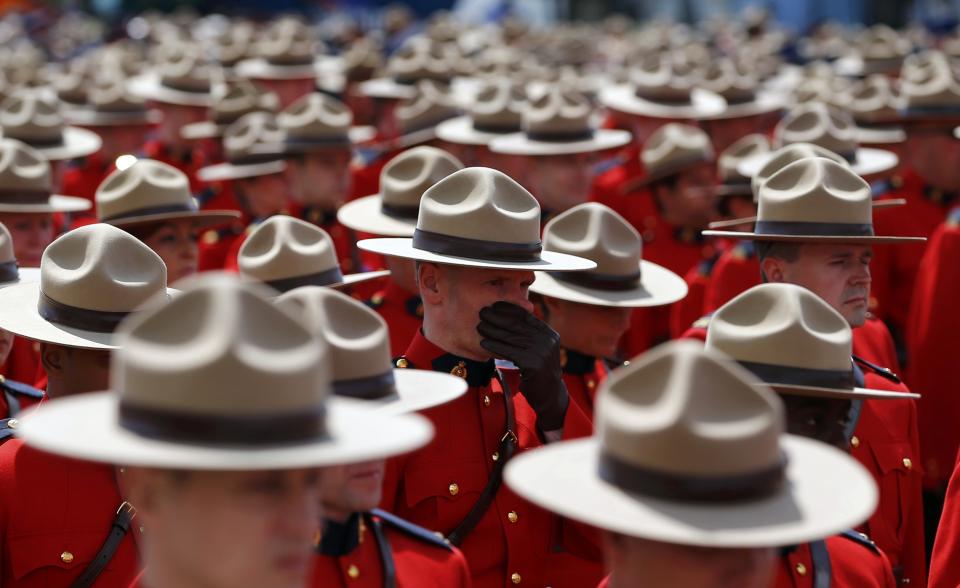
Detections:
[2, 5, 960, 588]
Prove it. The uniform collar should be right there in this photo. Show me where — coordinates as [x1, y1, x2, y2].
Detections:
[922, 184, 960, 207]
[561, 348, 597, 376]
[318, 512, 363, 556]
[300, 206, 338, 227]
[402, 330, 496, 388]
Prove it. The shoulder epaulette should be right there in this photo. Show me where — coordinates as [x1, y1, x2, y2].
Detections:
[0, 418, 17, 441]
[393, 356, 414, 370]
[371, 508, 452, 551]
[948, 206, 960, 227]
[852, 355, 901, 384]
[365, 292, 385, 309]
[838, 530, 880, 555]
[1, 377, 44, 399]
[691, 312, 714, 331]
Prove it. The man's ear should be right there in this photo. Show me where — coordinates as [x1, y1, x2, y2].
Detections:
[418, 263, 443, 304]
[760, 256, 786, 283]
[39, 342, 65, 374]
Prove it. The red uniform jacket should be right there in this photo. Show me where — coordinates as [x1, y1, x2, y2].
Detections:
[382, 332, 603, 588]
[0, 440, 141, 587]
[775, 533, 896, 587]
[905, 207, 960, 488]
[560, 348, 611, 423]
[704, 239, 760, 313]
[60, 152, 112, 223]
[366, 280, 423, 356]
[0, 337, 45, 389]
[197, 215, 248, 272]
[311, 510, 472, 587]
[671, 252, 719, 338]
[0, 377, 43, 441]
[928, 450, 960, 587]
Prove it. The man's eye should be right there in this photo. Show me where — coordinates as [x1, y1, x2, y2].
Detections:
[487, 280, 504, 287]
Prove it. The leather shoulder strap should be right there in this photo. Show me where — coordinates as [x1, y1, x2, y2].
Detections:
[838, 530, 881, 555]
[810, 539, 832, 588]
[1, 378, 44, 400]
[368, 514, 397, 588]
[69, 502, 136, 588]
[852, 355, 901, 384]
[371, 508, 451, 551]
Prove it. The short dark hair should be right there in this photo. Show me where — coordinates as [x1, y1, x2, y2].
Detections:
[756, 241, 802, 282]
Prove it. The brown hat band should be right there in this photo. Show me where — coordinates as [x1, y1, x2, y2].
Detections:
[598, 450, 787, 503]
[754, 220, 875, 237]
[38, 291, 130, 333]
[412, 228, 543, 262]
[550, 269, 642, 291]
[118, 402, 329, 446]
[380, 201, 420, 220]
[0, 260, 18, 283]
[100, 202, 199, 223]
[0, 188, 53, 205]
[525, 129, 595, 143]
[738, 360, 855, 390]
[332, 371, 397, 401]
[263, 267, 345, 293]
[473, 121, 522, 134]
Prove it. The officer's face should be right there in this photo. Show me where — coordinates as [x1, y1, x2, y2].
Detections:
[781, 394, 852, 450]
[287, 150, 352, 208]
[256, 78, 317, 110]
[768, 243, 873, 328]
[39, 343, 111, 399]
[543, 297, 632, 358]
[600, 532, 776, 588]
[0, 212, 54, 267]
[138, 220, 199, 285]
[0, 328, 13, 366]
[320, 460, 387, 519]
[906, 128, 960, 190]
[653, 163, 718, 229]
[236, 172, 291, 218]
[529, 153, 596, 214]
[126, 467, 322, 588]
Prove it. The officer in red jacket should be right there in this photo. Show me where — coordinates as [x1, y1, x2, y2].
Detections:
[504, 340, 883, 588]
[529, 203, 687, 421]
[276, 286, 472, 587]
[702, 157, 927, 585]
[359, 168, 604, 588]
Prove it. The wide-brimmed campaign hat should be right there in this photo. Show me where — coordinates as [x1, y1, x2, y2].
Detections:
[0, 222, 39, 285]
[96, 159, 239, 228]
[707, 284, 918, 400]
[0, 138, 92, 213]
[239, 216, 388, 292]
[489, 88, 631, 156]
[14, 273, 433, 470]
[0, 92, 102, 161]
[359, 36, 459, 100]
[338, 145, 463, 237]
[234, 18, 325, 81]
[197, 112, 287, 182]
[504, 340, 878, 547]
[704, 157, 925, 244]
[277, 286, 466, 415]
[697, 58, 784, 121]
[897, 51, 960, 124]
[636, 123, 714, 185]
[436, 79, 526, 146]
[359, 167, 596, 272]
[530, 203, 687, 307]
[716, 134, 771, 197]
[833, 24, 912, 77]
[253, 92, 375, 155]
[180, 79, 280, 140]
[127, 44, 218, 107]
[394, 80, 461, 148]
[65, 75, 162, 127]
[0, 223, 171, 349]
[738, 103, 898, 179]
[844, 75, 906, 144]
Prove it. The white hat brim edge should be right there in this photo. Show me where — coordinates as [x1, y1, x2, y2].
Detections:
[358, 238, 597, 272]
[435, 116, 506, 146]
[198, 160, 286, 183]
[489, 129, 632, 156]
[127, 74, 213, 107]
[529, 260, 688, 308]
[15, 393, 433, 470]
[337, 195, 416, 238]
[0, 194, 92, 213]
[767, 382, 919, 400]
[738, 148, 899, 179]
[28, 127, 103, 161]
[599, 85, 728, 120]
[504, 435, 878, 548]
[374, 369, 469, 416]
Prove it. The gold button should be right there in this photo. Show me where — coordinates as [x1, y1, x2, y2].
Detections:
[395, 358, 409, 369]
[903, 458, 913, 469]
[492, 451, 499, 462]
[507, 511, 518, 523]
[850, 435, 860, 448]
[483, 395, 491, 407]
[511, 572, 522, 584]
[60, 551, 74, 564]
[795, 563, 807, 576]
[451, 361, 468, 379]
[449, 483, 459, 496]
[6, 418, 18, 429]
[586, 380, 596, 390]
[347, 564, 359, 579]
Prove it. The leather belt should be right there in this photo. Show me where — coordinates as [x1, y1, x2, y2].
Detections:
[69, 501, 136, 588]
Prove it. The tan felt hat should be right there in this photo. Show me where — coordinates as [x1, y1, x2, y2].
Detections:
[65, 75, 162, 127]
[738, 103, 898, 179]
[489, 88, 631, 156]
[180, 79, 280, 140]
[359, 36, 459, 100]
[637, 122, 714, 184]
[844, 75, 906, 144]
[529, 203, 687, 308]
[0, 223, 171, 349]
[704, 157, 924, 244]
[0, 138, 92, 213]
[707, 283, 918, 399]
[504, 340, 878, 546]
[697, 58, 784, 121]
[96, 158, 239, 228]
[435, 78, 526, 146]
[716, 133, 770, 197]
[234, 18, 324, 80]
[239, 216, 388, 292]
[338, 145, 463, 237]
[833, 24, 912, 77]
[14, 273, 433, 470]
[276, 286, 466, 415]
[127, 43, 218, 107]
[395, 80, 461, 147]
[0, 92, 102, 161]
[0, 221, 39, 286]
[253, 92, 375, 156]
[197, 112, 287, 182]
[898, 50, 960, 123]
[359, 167, 596, 271]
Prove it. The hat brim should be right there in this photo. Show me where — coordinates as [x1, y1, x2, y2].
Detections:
[489, 129, 632, 156]
[104, 209, 241, 230]
[358, 78, 418, 100]
[697, 92, 785, 121]
[234, 58, 331, 81]
[766, 382, 919, 400]
[358, 238, 597, 272]
[529, 260, 688, 308]
[436, 115, 513, 146]
[706, 198, 907, 230]
[15, 394, 433, 470]
[854, 126, 906, 144]
[0, 195, 92, 214]
[372, 369, 468, 416]
[24, 127, 102, 161]
[127, 74, 213, 107]
[180, 121, 226, 140]
[337, 195, 416, 237]
[599, 85, 727, 120]
[332, 269, 392, 289]
[198, 160, 286, 183]
[66, 108, 163, 127]
[254, 126, 378, 155]
[701, 229, 925, 244]
[0, 282, 177, 349]
[504, 435, 877, 548]
[738, 147, 899, 180]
